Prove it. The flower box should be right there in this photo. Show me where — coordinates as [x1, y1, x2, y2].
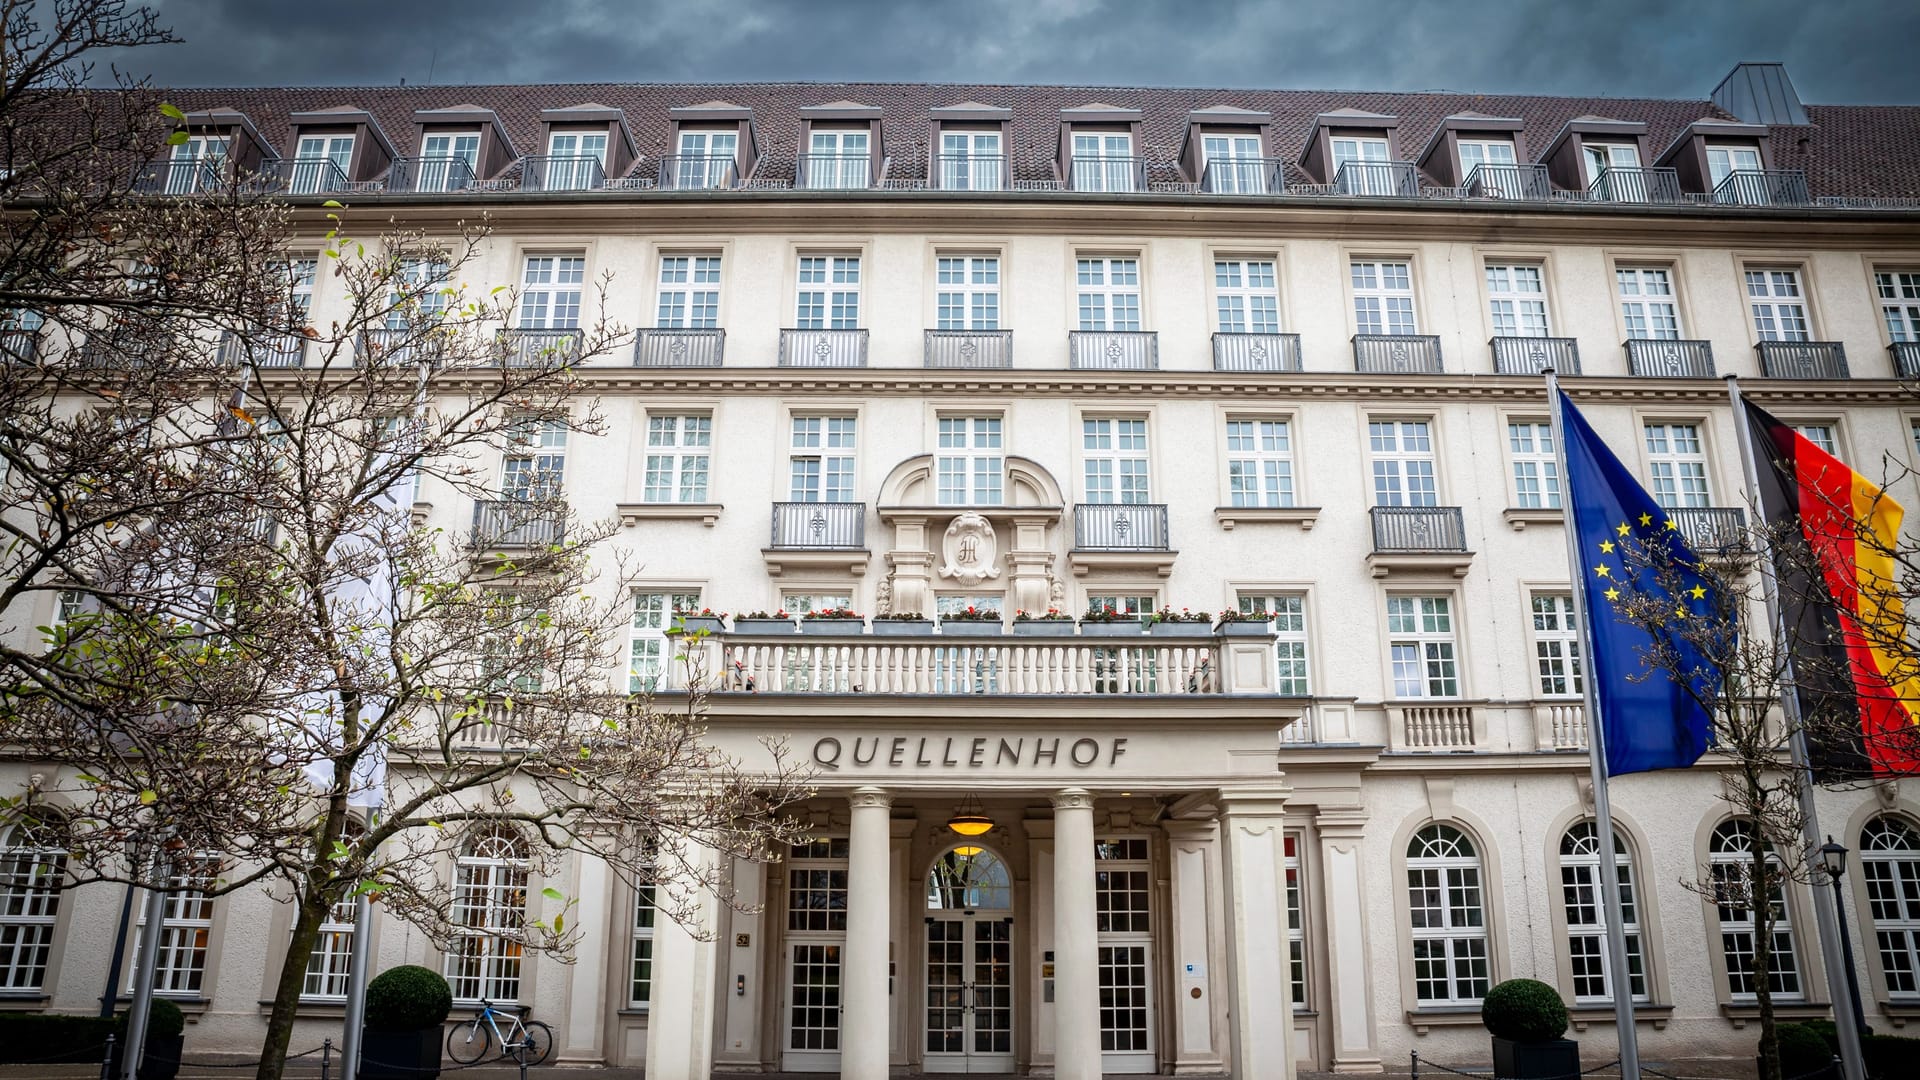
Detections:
[1079, 621, 1145, 637]
[939, 620, 1003, 637]
[1012, 620, 1077, 637]
[872, 619, 934, 636]
[733, 617, 796, 635]
[1218, 620, 1273, 637]
[672, 615, 726, 636]
[801, 618, 865, 635]
[1149, 621, 1213, 637]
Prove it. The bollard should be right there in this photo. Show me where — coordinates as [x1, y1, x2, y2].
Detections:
[98, 1033, 117, 1080]
[1411, 1049, 1420, 1080]
[320, 1037, 332, 1080]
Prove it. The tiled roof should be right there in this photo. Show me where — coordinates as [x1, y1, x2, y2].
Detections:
[149, 80, 1920, 197]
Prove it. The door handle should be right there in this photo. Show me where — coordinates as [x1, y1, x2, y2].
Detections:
[963, 982, 974, 1012]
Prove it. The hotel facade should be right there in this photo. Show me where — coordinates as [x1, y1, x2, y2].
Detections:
[5, 64, 1920, 1079]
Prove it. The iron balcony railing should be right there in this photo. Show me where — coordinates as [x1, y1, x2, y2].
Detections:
[357, 327, 445, 368]
[261, 158, 352, 195]
[1334, 160, 1420, 197]
[1713, 169, 1811, 207]
[1370, 506, 1469, 553]
[1590, 165, 1682, 204]
[1891, 341, 1920, 379]
[1668, 507, 1748, 554]
[657, 154, 738, 190]
[924, 329, 1013, 368]
[218, 330, 306, 369]
[779, 328, 869, 367]
[389, 157, 477, 194]
[935, 154, 1008, 191]
[1490, 336, 1580, 375]
[132, 159, 225, 195]
[1069, 330, 1158, 370]
[1625, 338, 1716, 378]
[769, 502, 866, 549]
[496, 328, 581, 367]
[1, 327, 40, 365]
[1464, 163, 1551, 200]
[797, 153, 875, 190]
[1212, 332, 1303, 372]
[1353, 334, 1443, 374]
[472, 499, 567, 549]
[1200, 158, 1287, 195]
[1069, 155, 1146, 193]
[1756, 341, 1849, 379]
[75, 323, 171, 367]
[521, 155, 606, 192]
[635, 327, 725, 367]
[1073, 503, 1171, 551]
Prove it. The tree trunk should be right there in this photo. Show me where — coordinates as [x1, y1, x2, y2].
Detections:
[255, 886, 335, 1080]
[1752, 835, 1782, 1080]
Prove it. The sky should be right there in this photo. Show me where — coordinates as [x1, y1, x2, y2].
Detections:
[104, 0, 1920, 104]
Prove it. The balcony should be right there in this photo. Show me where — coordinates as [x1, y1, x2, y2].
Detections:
[1669, 506, 1748, 555]
[770, 502, 865, 548]
[1069, 155, 1145, 193]
[657, 154, 737, 189]
[357, 327, 445, 368]
[1212, 332, 1303, 373]
[1713, 169, 1811, 207]
[471, 499, 566, 549]
[496, 328, 580, 368]
[1200, 158, 1286, 195]
[1756, 341, 1849, 379]
[924, 329, 1012, 369]
[1389, 703, 1483, 752]
[131, 160, 225, 195]
[779, 328, 868, 368]
[388, 157, 476, 194]
[1892, 341, 1920, 379]
[262, 158, 351, 195]
[521, 155, 606, 192]
[1464, 163, 1551, 200]
[218, 330, 306, 369]
[797, 153, 875, 190]
[1367, 506, 1472, 578]
[1333, 160, 1420, 197]
[1071, 504, 1173, 576]
[1624, 338, 1715, 378]
[635, 327, 724, 367]
[1069, 330, 1157, 370]
[1490, 336, 1580, 375]
[1353, 334, 1443, 374]
[935, 154, 1008, 191]
[2, 326, 39, 364]
[1589, 166, 1682, 204]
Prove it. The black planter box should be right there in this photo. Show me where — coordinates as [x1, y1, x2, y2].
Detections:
[360, 1028, 442, 1080]
[108, 1034, 183, 1080]
[1493, 1036, 1580, 1080]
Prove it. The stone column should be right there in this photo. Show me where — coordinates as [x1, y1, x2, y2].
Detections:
[556, 848, 612, 1063]
[1164, 819, 1227, 1074]
[646, 832, 719, 1080]
[1313, 807, 1381, 1072]
[1218, 787, 1296, 1080]
[842, 787, 893, 1080]
[1051, 788, 1101, 1080]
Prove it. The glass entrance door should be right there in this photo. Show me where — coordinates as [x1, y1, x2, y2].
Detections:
[924, 847, 1015, 1073]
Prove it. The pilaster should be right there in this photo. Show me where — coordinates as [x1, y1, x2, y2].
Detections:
[1163, 818, 1228, 1075]
[1218, 786, 1297, 1080]
[645, 832, 720, 1080]
[1316, 806, 1383, 1073]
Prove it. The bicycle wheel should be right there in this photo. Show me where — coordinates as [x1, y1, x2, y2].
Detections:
[517, 1020, 554, 1065]
[446, 1017, 495, 1065]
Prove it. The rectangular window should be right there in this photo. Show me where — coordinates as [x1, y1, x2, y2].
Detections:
[302, 894, 356, 999]
[1202, 134, 1266, 193]
[518, 255, 585, 330]
[675, 130, 738, 188]
[1089, 594, 1155, 617]
[629, 874, 656, 1007]
[805, 129, 869, 189]
[1082, 418, 1150, 504]
[936, 416, 1003, 505]
[1531, 594, 1583, 697]
[284, 257, 318, 325]
[630, 590, 702, 692]
[1457, 138, 1518, 173]
[1582, 143, 1641, 185]
[643, 414, 712, 503]
[1745, 269, 1811, 341]
[1387, 595, 1459, 698]
[781, 593, 854, 616]
[291, 134, 353, 193]
[1706, 144, 1763, 190]
[167, 135, 229, 193]
[501, 418, 566, 501]
[1876, 271, 1920, 342]
[1215, 259, 1280, 333]
[936, 256, 1000, 331]
[789, 416, 856, 502]
[939, 130, 1003, 191]
[796, 255, 861, 330]
[418, 132, 480, 192]
[1071, 132, 1135, 193]
[1368, 420, 1438, 507]
[387, 257, 450, 330]
[130, 854, 218, 995]
[1226, 419, 1295, 508]
[1351, 260, 1417, 335]
[1241, 594, 1311, 696]
[1793, 424, 1837, 455]
[656, 255, 721, 329]
[1644, 423, 1710, 509]
[1285, 832, 1307, 1009]
[1094, 837, 1153, 1052]
[1331, 137, 1390, 194]
[1617, 267, 1682, 340]
[1077, 257, 1142, 331]
[1486, 264, 1550, 337]
[0, 825, 65, 991]
[1507, 421, 1561, 509]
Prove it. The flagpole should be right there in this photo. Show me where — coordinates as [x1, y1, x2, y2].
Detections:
[1546, 370, 1641, 1080]
[1725, 374, 1867, 1080]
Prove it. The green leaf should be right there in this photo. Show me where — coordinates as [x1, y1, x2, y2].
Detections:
[322, 200, 344, 208]
[138, 789, 157, 805]
[353, 880, 386, 897]
[166, 131, 189, 146]
[552, 912, 564, 934]
[542, 887, 564, 902]
[158, 103, 186, 121]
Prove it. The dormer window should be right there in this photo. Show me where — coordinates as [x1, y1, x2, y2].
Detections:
[290, 135, 353, 195]
[803, 128, 869, 190]
[417, 132, 480, 192]
[167, 135, 229, 194]
[1201, 134, 1264, 194]
[674, 130, 737, 188]
[1457, 138, 1517, 175]
[1707, 144, 1764, 203]
[1071, 132, 1135, 193]
[939, 130, 1003, 191]
[544, 131, 608, 190]
[1331, 137, 1390, 194]
[1581, 143, 1640, 184]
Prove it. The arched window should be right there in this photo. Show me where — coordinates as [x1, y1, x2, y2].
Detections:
[1559, 821, 1647, 1003]
[1406, 823, 1489, 1005]
[0, 817, 67, 991]
[927, 847, 1012, 910]
[1861, 816, 1920, 998]
[445, 826, 530, 1003]
[1709, 819, 1801, 1000]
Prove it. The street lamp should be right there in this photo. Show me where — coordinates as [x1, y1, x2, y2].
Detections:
[1817, 835, 1868, 1038]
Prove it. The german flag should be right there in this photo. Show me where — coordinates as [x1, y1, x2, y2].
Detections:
[1743, 399, 1920, 779]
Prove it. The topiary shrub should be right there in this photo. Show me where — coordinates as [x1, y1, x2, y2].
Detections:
[1863, 1033, 1920, 1080]
[364, 965, 453, 1032]
[1481, 979, 1570, 1043]
[1773, 1023, 1833, 1077]
[143, 998, 185, 1040]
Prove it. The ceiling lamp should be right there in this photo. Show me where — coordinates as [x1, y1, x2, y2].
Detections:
[946, 793, 993, 838]
[952, 844, 985, 858]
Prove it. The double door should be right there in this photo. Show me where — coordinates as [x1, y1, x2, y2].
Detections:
[923, 913, 1014, 1073]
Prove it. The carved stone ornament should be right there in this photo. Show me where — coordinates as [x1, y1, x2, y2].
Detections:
[875, 576, 893, 616]
[939, 511, 1002, 586]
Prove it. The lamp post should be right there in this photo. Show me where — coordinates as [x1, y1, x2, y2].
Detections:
[1817, 835, 1868, 1038]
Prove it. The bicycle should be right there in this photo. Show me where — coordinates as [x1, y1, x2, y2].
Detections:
[446, 999, 554, 1066]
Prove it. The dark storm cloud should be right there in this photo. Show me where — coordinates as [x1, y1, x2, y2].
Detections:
[109, 0, 1920, 103]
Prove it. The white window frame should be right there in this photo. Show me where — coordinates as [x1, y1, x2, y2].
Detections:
[1792, 423, 1838, 455]
[546, 130, 609, 165]
[1093, 836, 1155, 1059]
[418, 132, 480, 192]
[301, 822, 364, 1000]
[1876, 270, 1920, 342]
[1331, 136, 1390, 194]
[1225, 418, 1295, 508]
[805, 128, 870, 190]
[1560, 821, 1649, 1005]
[1706, 144, 1763, 190]
[1082, 418, 1150, 504]
[1616, 266, 1683, 340]
[167, 135, 229, 193]
[1530, 594, 1583, 698]
[1643, 422, 1711, 509]
[795, 255, 861, 330]
[1709, 819, 1803, 1001]
[936, 255, 1000, 330]
[0, 821, 65, 991]
[1457, 137, 1517, 175]
[1076, 257, 1142, 331]
[501, 417, 566, 501]
[789, 415, 857, 503]
[130, 852, 219, 996]
[1240, 593, 1311, 697]
[1214, 258, 1281, 333]
[936, 415, 1004, 506]
[518, 254, 585, 330]
[1368, 419, 1438, 507]
[1507, 420, 1561, 509]
[643, 413, 712, 504]
[781, 592, 854, 616]
[1486, 263, 1550, 337]
[1745, 267, 1811, 341]
[1070, 131, 1135, 193]
[1351, 260, 1417, 336]
[630, 590, 702, 692]
[656, 254, 722, 329]
[1406, 824, 1490, 1006]
[1861, 816, 1920, 1000]
[938, 129, 1003, 191]
[1582, 142, 1641, 185]
[675, 130, 737, 188]
[1285, 831, 1308, 1009]
[629, 857, 657, 1008]
[445, 828, 531, 1004]
[784, 838, 850, 1062]
[1387, 595, 1459, 698]
[1202, 133, 1266, 194]
[291, 134, 354, 193]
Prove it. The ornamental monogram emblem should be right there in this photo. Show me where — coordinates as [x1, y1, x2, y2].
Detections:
[938, 511, 1001, 586]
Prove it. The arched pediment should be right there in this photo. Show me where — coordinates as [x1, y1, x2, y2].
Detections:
[876, 453, 1064, 509]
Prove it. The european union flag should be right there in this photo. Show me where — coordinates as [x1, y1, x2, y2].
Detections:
[1558, 390, 1720, 775]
